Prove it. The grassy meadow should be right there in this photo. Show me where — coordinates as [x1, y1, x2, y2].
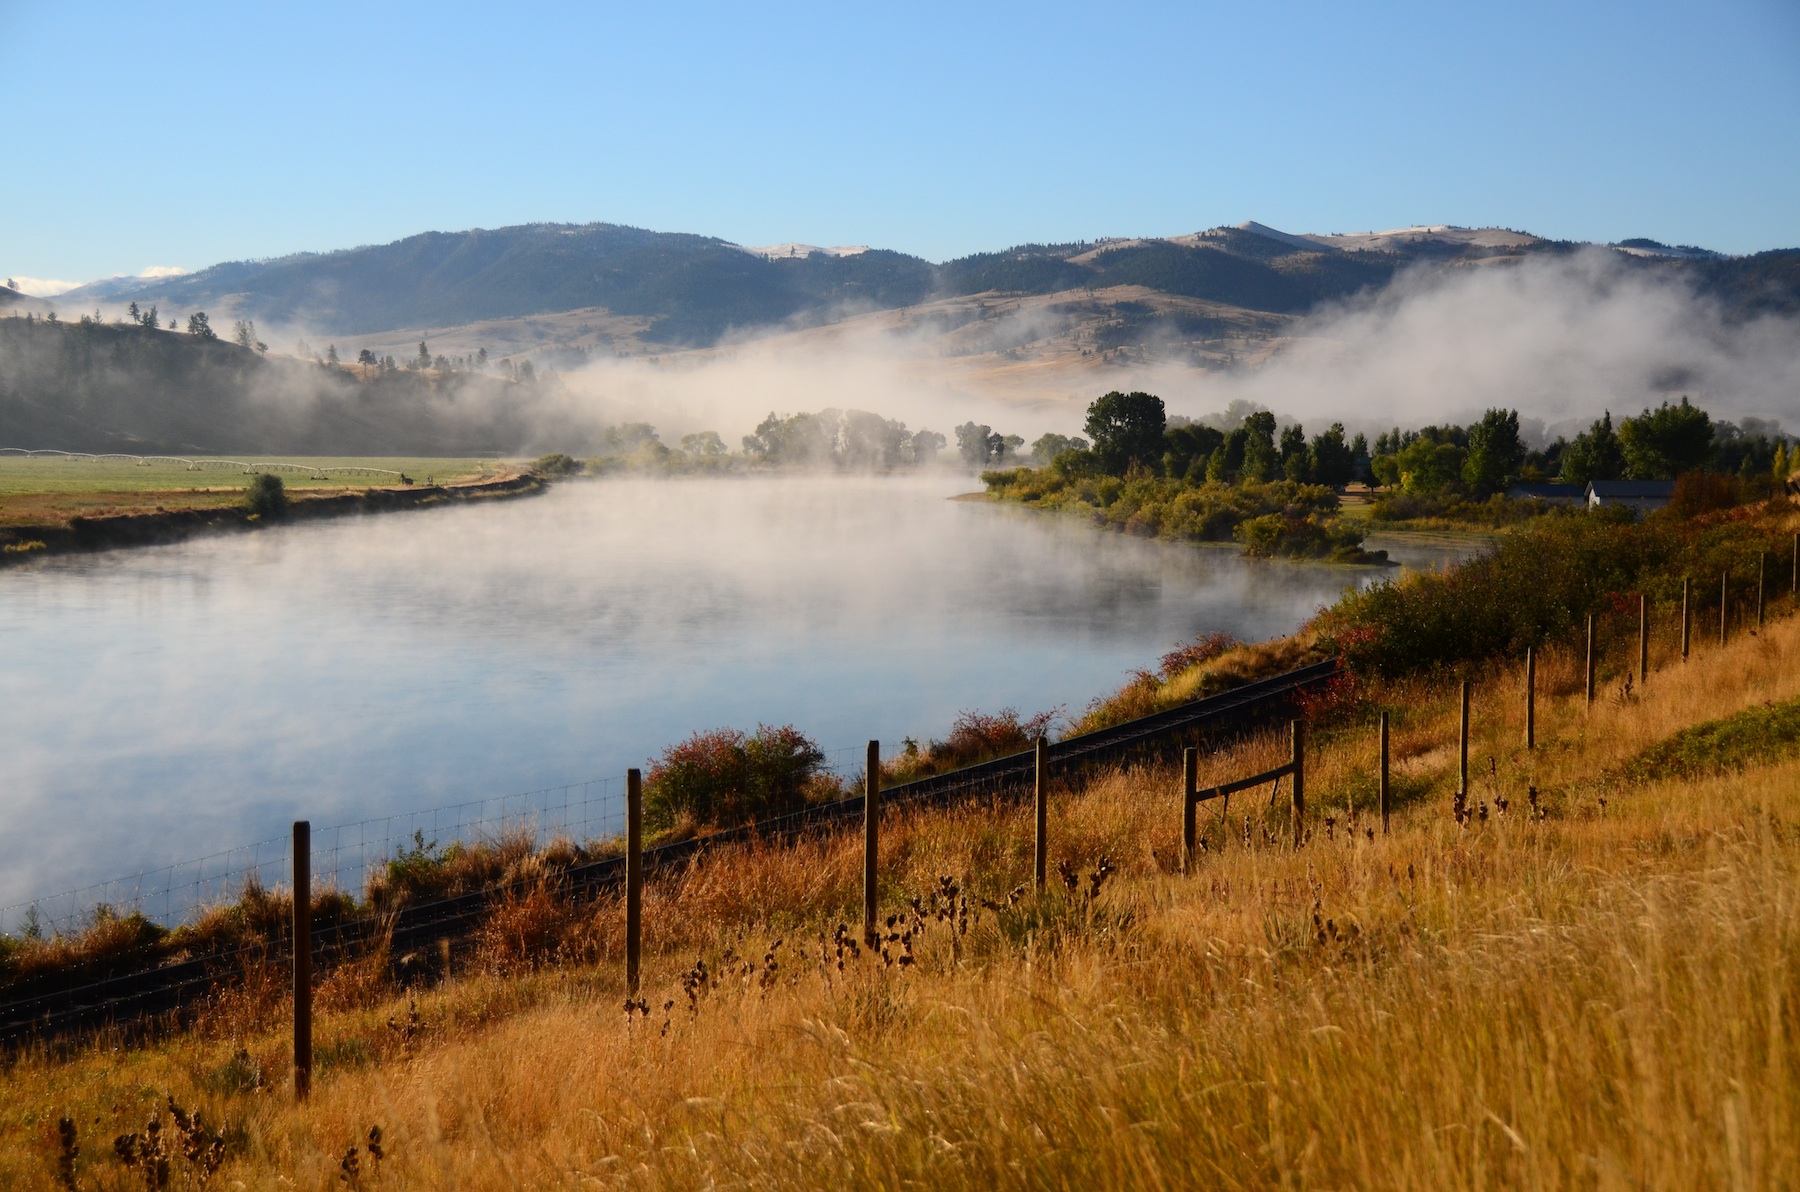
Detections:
[7, 535, 1800, 1187]
[0, 455, 505, 527]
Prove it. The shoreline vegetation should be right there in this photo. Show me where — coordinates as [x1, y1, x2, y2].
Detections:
[2, 481, 1798, 1184]
[5, 482, 1793, 980]
[981, 389, 1799, 562]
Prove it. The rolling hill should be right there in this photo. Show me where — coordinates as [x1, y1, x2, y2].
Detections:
[55, 220, 1800, 359]
[14, 220, 1797, 456]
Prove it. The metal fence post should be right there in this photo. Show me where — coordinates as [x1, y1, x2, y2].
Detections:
[1638, 593, 1648, 686]
[1034, 737, 1048, 889]
[1181, 746, 1198, 874]
[1379, 712, 1390, 835]
[864, 740, 879, 941]
[1290, 720, 1305, 850]
[1721, 571, 1729, 646]
[626, 768, 642, 996]
[292, 820, 311, 1102]
[1525, 646, 1535, 751]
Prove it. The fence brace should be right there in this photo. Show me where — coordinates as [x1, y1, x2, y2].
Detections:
[1181, 719, 1307, 862]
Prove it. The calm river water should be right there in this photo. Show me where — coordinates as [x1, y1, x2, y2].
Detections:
[0, 475, 1463, 923]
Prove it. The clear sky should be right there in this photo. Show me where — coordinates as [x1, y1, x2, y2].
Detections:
[4, 0, 1798, 290]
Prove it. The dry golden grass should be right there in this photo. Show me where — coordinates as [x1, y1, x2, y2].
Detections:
[7, 615, 1800, 1188]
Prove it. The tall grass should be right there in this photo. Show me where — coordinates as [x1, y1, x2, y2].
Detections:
[6, 606, 1800, 1187]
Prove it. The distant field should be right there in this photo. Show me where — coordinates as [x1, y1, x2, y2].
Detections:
[0, 454, 498, 494]
[0, 455, 508, 527]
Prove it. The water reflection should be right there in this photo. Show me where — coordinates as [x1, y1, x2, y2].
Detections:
[0, 475, 1461, 910]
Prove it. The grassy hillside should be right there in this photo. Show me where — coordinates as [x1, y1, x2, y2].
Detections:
[6, 506, 1799, 1187]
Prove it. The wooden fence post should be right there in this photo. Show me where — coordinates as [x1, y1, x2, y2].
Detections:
[1181, 746, 1198, 874]
[625, 768, 642, 996]
[1758, 552, 1767, 628]
[1524, 646, 1535, 751]
[292, 820, 311, 1102]
[864, 740, 880, 941]
[1721, 571, 1729, 646]
[1290, 720, 1305, 850]
[1034, 737, 1048, 889]
[1793, 532, 1798, 597]
[1681, 576, 1690, 661]
[1585, 614, 1596, 707]
[1638, 593, 1648, 686]
[1379, 712, 1390, 836]
[1459, 680, 1471, 801]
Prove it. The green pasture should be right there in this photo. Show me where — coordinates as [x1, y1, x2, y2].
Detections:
[0, 454, 501, 494]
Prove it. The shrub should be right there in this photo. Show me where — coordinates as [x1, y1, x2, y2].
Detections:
[1313, 503, 1791, 678]
[1370, 491, 1560, 528]
[644, 725, 830, 833]
[982, 463, 1356, 559]
[1160, 631, 1240, 678]
[885, 708, 1056, 783]
[1667, 471, 1742, 518]
[936, 707, 1055, 767]
[243, 472, 287, 519]
[1623, 694, 1800, 782]
[533, 452, 580, 478]
[363, 829, 583, 913]
[1236, 512, 1377, 561]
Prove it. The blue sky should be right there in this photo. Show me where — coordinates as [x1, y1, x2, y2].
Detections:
[4, 0, 1797, 289]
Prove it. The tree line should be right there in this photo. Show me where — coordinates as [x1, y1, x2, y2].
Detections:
[1370, 396, 1791, 498]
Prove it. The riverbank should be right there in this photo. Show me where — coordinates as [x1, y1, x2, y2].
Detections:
[0, 470, 545, 566]
[6, 584, 1800, 1186]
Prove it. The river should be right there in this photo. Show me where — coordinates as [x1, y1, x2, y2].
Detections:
[0, 475, 1467, 926]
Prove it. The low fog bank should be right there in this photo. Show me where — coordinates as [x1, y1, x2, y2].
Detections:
[10, 248, 1795, 459]
[1119, 250, 1800, 443]
[523, 249, 1800, 457]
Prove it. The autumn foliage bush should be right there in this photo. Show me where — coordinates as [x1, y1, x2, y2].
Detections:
[1315, 501, 1796, 678]
[644, 725, 831, 834]
[886, 708, 1056, 783]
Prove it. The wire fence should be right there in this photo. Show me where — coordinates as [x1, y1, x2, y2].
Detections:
[3, 536, 1796, 1045]
[0, 834, 292, 940]
[9, 545, 1792, 947]
[0, 662, 1333, 1045]
[1, 775, 630, 939]
[2, 743, 889, 942]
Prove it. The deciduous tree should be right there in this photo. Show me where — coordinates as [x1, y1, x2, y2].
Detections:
[1084, 390, 1167, 475]
[1619, 397, 1714, 479]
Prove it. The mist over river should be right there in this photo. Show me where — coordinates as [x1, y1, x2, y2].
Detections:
[0, 475, 1463, 920]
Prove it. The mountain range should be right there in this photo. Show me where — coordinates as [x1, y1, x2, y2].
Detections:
[52, 221, 1800, 357]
